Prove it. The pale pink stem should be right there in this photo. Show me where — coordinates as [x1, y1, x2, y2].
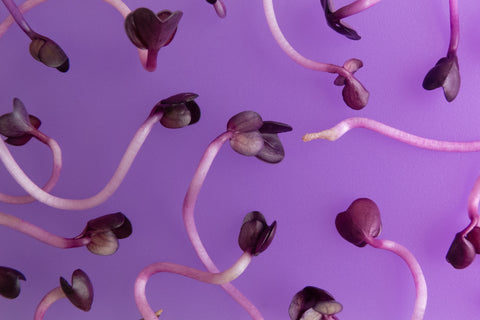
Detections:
[135, 252, 253, 320]
[0, 0, 35, 37]
[303, 117, 480, 152]
[0, 130, 62, 204]
[448, 0, 459, 54]
[0, 210, 89, 248]
[367, 237, 427, 320]
[34, 287, 65, 320]
[262, 0, 350, 78]
[213, 0, 226, 18]
[0, 113, 162, 210]
[183, 131, 265, 320]
[333, 0, 382, 20]
[457, 175, 480, 237]
[0, 0, 150, 70]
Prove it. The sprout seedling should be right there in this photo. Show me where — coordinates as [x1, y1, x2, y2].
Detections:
[0, 98, 62, 205]
[289, 286, 342, 320]
[125, 8, 183, 72]
[422, 0, 460, 101]
[0, 266, 26, 299]
[0, 93, 200, 210]
[262, 0, 369, 109]
[1, 0, 68, 71]
[336, 198, 427, 320]
[135, 211, 276, 319]
[34, 269, 93, 320]
[182, 111, 289, 319]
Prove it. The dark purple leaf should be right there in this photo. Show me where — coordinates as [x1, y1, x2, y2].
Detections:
[0, 267, 25, 299]
[320, 0, 361, 40]
[422, 53, 460, 102]
[341, 77, 369, 110]
[60, 269, 93, 311]
[446, 233, 476, 269]
[124, 8, 182, 52]
[465, 227, 480, 254]
[227, 111, 263, 133]
[29, 33, 69, 72]
[206, 0, 217, 3]
[335, 198, 382, 247]
[238, 211, 277, 255]
[289, 286, 342, 320]
[259, 121, 292, 134]
[0, 98, 42, 146]
[157, 93, 201, 128]
[229, 130, 264, 156]
[255, 133, 285, 164]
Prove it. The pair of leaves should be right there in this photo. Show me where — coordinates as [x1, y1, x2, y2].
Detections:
[320, 0, 361, 40]
[238, 211, 277, 256]
[60, 269, 93, 311]
[152, 93, 201, 128]
[227, 111, 292, 164]
[0, 98, 41, 146]
[446, 227, 480, 269]
[29, 33, 69, 72]
[334, 59, 369, 110]
[0, 267, 25, 299]
[423, 53, 460, 102]
[289, 286, 343, 320]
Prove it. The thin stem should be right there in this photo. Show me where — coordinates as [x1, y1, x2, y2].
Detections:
[0, 0, 35, 37]
[0, 130, 62, 204]
[0, 112, 162, 210]
[135, 252, 253, 320]
[183, 130, 265, 320]
[448, 0, 459, 54]
[333, 0, 382, 20]
[458, 175, 480, 237]
[0, 211, 89, 248]
[213, 0, 226, 18]
[262, 0, 350, 78]
[303, 117, 480, 152]
[367, 237, 427, 320]
[34, 287, 65, 320]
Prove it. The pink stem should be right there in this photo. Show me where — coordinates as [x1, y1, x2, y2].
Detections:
[303, 117, 480, 152]
[33, 287, 65, 320]
[135, 252, 253, 320]
[0, 130, 62, 204]
[367, 237, 427, 320]
[0, 113, 162, 210]
[458, 175, 480, 237]
[0, 210, 89, 248]
[183, 131, 265, 320]
[333, 0, 383, 20]
[262, 0, 350, 78]
[448, 0, 459, 54]
[0, 0, 35, 38]
[213, 0, 226, 18]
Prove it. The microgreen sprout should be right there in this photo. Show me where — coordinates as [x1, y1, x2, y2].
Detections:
[445, 175, 480, 269]
[0, 266, 25, 299]
[1, 0, 69, 71]
[0, 98, 62, 205]
[422, 0, 460, 101]
[289, 286, 342, 320]
[125, 8, 183, 72]
[336, 198, 427, 320]
[135, 211, 275, 319]
[0, 93, 199, 210]
[0, 211, 132, 255]
[34, 269, 93, 320]
[262, 0, 369, 109]
[182, 111, 289, 319]
[205, 0, 226, 18]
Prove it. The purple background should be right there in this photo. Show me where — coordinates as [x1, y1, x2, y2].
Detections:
[0, 0, 479, 319]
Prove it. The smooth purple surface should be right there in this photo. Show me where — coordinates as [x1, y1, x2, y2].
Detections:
[0, 0, 480, 319]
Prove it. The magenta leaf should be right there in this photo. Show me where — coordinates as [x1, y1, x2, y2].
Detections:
[59, 269, 93, 311]
[422, 53, 460, 102]
[238, 211, 277, 256]
[320, 0, 361, 40]
[156, 92, 201, 128]
[446, 233, 476, 269]
[335, 198, 382, 247]
[125, 8, 182, 54]
[0, 267, 26, 299]
[0, 98, 41, 146]
[289, 286, 342, 320]
[29, 33, 69, 72]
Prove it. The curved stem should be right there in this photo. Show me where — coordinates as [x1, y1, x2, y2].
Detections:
[448, 0, 459, 54]
[34, 287, 65, 320]
[0, 112, 162, 210]
[0, 0, 35, 37]
[333, 0, 382, 20]
[367, 237, 427, 320]
[262, 0, 350, 78]
[0, 130, 62, 204]
[135, 252, 253, 320]
[303, 117, 480, 152]
[0, 210, 89, 248]
[458, 175, 480, 237]
[183, 131, 265, 320]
